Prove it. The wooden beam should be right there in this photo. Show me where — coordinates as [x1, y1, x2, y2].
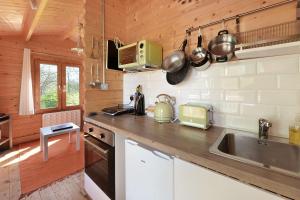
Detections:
[23, 0, 49, 41]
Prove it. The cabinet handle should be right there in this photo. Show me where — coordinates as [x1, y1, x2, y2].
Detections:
[152, 150, 172, 161]
[126, 139, 138, 146]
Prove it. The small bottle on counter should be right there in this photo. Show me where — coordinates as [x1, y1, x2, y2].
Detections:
[289, 113, 300, 145]
[134, 85, 145, 116]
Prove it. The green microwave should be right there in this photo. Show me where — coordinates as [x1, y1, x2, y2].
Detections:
[118, 40, 162, 70]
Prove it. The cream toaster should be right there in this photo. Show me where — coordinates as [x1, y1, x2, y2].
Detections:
[178, 103, 213, 129]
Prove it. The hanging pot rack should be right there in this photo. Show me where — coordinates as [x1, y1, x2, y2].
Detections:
[186, 0, 296, 34]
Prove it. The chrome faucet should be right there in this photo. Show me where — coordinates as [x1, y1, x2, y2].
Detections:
[258, 118, 272, 142]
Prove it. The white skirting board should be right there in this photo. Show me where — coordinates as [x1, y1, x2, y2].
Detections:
[84, 173, 110, 200]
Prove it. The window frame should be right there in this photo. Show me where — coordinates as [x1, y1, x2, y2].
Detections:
[33, 57, 82, 114]
[62, 64, 81, 110]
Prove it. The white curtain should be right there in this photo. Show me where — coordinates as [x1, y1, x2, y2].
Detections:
[19, 48, 35, 115]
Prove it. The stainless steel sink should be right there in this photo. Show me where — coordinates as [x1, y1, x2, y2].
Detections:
[209, 130, 300, 177]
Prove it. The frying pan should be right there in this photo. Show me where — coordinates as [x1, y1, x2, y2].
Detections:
[166, 59, 190, 85]
[162, 38, 188, 73]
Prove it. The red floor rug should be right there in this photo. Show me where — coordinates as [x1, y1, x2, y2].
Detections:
[18, 134, 84, 194]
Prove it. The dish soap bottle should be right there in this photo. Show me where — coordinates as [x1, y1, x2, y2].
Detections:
[289, 113, 300, 145]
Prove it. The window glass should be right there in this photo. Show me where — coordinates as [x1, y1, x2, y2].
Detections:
[66, 66, 80, 106]
[40, 64, 58, 109]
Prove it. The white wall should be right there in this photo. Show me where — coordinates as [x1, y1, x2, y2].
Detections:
[123, 54, 300, 138]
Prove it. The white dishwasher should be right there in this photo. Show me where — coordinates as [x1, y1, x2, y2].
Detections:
[125, 139, 174, 200]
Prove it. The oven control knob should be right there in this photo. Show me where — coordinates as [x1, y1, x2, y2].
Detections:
[100, 133, 105, 139]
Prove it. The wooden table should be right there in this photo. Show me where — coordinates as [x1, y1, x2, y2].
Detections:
[40, 122, 80, 161]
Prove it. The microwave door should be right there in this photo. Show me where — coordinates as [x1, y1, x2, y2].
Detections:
[119, 45, 137, 65]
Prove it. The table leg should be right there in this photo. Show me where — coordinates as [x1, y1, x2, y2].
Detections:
[40, 132, 43, 152]
[43, 136, 48, 161]
[76, 131, 80, 151]
[69, 132, 71, 143]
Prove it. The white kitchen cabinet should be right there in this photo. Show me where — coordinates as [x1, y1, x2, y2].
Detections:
[125, 139, 173, 200]
[174, 158, 286, 200]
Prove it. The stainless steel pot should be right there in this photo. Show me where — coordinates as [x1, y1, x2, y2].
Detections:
[162, 38, 187, 73]
[208, 30, 236, 56]
[211, 52, 233, 63]
[190, 29, 208, 64]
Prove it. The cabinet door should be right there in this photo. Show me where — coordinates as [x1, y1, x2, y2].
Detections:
[125, 140, 154, 200]
[125, 140, 173, 200]
[151, 150, 173, 200]
[174, 158, 285, 200]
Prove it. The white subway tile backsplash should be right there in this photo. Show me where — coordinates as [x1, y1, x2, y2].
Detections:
[225, 90, 257, 103]
[240, 75, 278, 90]
[225, 60, 257, 76]
[257, 54, 299, 74]
[211, 77, 239, 90]
[213, 102, 240, 114]
[123, 54, 300, 139]
[199, 64, 225, 77]
[278, 75, 300, 90]
[178, 89, 201, 103]
[258, 90, 300, 106]
[277, 106, 300, 121]
[240, 104, 277, 118]
[223, 115, 258, 133]
[200, 90, 223, 101]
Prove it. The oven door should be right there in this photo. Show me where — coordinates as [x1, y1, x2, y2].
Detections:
[84, 135, 115, 200]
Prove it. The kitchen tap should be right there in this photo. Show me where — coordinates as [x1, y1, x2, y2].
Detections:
[258, 118, 272, 143]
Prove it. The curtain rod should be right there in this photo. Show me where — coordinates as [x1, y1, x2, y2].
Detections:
[186, 0, 295, 33]
[31, 51, 82, 60]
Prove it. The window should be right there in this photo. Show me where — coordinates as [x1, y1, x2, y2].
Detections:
[65, 66, 80, 106]
[40, 64, 59, 109]
[34, 59, 81, 113]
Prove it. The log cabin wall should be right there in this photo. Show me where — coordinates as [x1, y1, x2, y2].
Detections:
[125, 0, 296, 56]
[0, 36, 81, 144]
[83, 0, 125, 115]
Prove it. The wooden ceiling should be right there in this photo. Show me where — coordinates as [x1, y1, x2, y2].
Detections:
[0, 0, 84, 41]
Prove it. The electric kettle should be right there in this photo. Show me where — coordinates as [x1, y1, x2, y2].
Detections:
[154, 94, 175, 123]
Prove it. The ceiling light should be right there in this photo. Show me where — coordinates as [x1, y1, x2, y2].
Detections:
[71, 22, 84, 55]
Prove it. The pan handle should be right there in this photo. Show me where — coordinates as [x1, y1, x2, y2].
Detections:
[181, 38, 188, 51]
[218, 30, 229, 35]
[197, 35, 202, 48]
[216, 56, 228, 62]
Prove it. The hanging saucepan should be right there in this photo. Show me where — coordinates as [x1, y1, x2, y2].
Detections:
[190, 28, 211, 70]
[210, 52, 233, 63]
[208, 21, 236, 62]
[162, 38, 188, 73]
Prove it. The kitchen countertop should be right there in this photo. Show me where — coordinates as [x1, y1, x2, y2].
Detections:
[85, 113, 300, 199]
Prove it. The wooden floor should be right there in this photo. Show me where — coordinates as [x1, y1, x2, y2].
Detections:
[0, 149, 89, 200]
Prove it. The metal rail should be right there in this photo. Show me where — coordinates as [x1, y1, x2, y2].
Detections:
[186, 0, 296, 33]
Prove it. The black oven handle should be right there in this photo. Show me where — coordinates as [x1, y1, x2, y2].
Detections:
[84, 138, 109, 155]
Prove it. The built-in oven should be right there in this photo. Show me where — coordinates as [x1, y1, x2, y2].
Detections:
[84, 122, 115, 200]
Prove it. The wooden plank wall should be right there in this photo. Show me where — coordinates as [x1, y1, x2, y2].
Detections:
[125, 0, 296, 56]
[0, 0, 296, 145]
[83, 0, 125, 115]
[0, 36, 81, 144]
